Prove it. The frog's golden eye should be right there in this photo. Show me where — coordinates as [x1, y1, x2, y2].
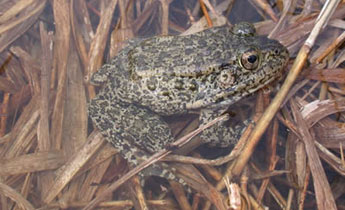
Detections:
[240, 49, 260, 70]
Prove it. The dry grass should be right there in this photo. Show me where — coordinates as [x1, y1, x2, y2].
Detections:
[1, 0, 345, 209]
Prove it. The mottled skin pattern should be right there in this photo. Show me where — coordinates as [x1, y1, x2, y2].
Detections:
[88, 23, 289, 187]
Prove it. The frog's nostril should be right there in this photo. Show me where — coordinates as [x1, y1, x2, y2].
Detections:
[274, 48, 280, 55]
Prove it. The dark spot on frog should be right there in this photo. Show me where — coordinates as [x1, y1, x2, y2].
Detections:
[130, 72, 141, 80]
[174, 80, 184, 90]
[177, 92, 191, 102]
[185, 48, 194, 55]
[215, 96, 225, 103]
[197, 39, 208, 48]
[188, 80, 198, 91]
[162, 90, 172, 99]
[147, 77, 157, 91]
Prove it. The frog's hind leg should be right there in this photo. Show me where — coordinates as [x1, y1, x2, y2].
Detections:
[88, 97, 187, 187]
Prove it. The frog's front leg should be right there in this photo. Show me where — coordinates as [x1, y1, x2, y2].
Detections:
[88, 96, 186, 186]
[199, 108, 250, 147]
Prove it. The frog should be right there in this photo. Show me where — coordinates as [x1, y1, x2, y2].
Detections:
[88, 22, 289, 187]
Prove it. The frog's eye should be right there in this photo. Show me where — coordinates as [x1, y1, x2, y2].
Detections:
[240, 49, 260, 70]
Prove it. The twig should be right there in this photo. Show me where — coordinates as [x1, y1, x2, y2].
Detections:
[199, 0, 212, 27]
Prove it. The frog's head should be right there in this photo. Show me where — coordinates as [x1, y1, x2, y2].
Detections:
[190, 23, 289, 110]
[233, 32, 290, 93]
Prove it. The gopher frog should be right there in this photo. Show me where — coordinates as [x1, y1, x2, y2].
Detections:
[88, 22, 289, 185]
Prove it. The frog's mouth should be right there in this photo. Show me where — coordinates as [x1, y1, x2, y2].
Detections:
[187, 78, 274, 110]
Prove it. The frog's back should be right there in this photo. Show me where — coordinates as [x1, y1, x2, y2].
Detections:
[128, 26, 237, 77]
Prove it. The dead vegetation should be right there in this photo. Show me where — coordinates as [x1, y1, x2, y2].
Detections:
[1, 0, 345, 209]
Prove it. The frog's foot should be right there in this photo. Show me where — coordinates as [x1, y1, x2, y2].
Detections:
[88, 97, 189, 190]
[199, 109, 252, 147]
[138, 163, 189, 191]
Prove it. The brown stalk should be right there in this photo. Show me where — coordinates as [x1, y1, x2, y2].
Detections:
[160, 0, 171, 35]
[256, 119, 279, 202]
[316, 31, 345, 63]
[2, 96, 39, 158]
[38, 22, 52, 152]
[50, 0, 71, 150]
[199, 0, 213, 27]
[251, 0, 278, 22]
[43, 131, 104, 204]
[0, 0, 46, 53]
[0, 151, 64, 176]
[291, 99, 337, 209]
[0, 93, 10, 136]
[0, 182, 35, 210]
[70, 0, 93, 72]
[86, 0, 118, 84]
[37, 21, 54, 198]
